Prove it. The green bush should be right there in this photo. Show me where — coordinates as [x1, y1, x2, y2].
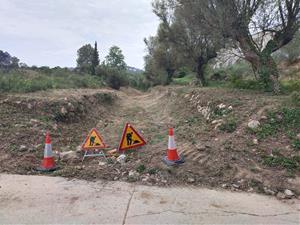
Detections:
[282, 80, 300, 94]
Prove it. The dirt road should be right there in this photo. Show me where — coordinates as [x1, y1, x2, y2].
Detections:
[0, 174, 299, 224]
[0, 86, 299, 195]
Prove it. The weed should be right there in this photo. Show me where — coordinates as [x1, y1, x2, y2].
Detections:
[219, 118, 237, 133]
[136, 164, 146, 173]
[292, 139, 300, 151]
[148, 168, 158, 175]
[262, 156, 300, 170]
[255, 108, 300, 140]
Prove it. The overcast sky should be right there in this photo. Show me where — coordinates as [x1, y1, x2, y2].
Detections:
[0, 0, 159, 69]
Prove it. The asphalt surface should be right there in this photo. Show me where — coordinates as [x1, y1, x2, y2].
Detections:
[0, 174, 299, 224]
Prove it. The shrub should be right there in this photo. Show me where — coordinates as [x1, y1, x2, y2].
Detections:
[219, 118, 237, 133]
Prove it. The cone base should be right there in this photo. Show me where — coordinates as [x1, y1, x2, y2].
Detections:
[36, 166, 57, 172]
[162, 155, 185, 166]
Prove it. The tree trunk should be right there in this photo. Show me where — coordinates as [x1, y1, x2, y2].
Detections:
[252, 54, 280, 94]
[165, 68, 175, 85]
[196, 56, 207, 86]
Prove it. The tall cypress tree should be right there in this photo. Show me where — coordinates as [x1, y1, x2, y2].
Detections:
[91, 41, 100, 75]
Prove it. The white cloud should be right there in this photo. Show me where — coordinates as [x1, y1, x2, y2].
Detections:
[0, 0, 159, 68]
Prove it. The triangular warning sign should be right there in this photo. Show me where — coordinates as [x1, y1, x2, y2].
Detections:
[118, 123, 146, 151]
[82, 128, 107, 150]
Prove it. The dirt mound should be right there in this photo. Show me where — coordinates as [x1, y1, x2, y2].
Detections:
[0, 86, 299, 198]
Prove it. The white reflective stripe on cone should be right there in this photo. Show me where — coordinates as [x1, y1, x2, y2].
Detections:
[168, 136, 176, 149]
[44, 143, 53, 158]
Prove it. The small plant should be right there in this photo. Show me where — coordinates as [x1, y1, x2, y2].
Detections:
[219, 118, 237, 133]
[136, 164, 146, 173]
[262, 155, 300, 170]
[292, 139, 300, 151]
[148, 168, 158, 175]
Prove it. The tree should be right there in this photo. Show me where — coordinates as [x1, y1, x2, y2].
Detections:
[105, 46, 127, 71]
[181, 0, 300, 93]
[76, 44, 94, 74]
[150, 0, 222, 86]
[0, 50, 19, 69]
[91, 41, 100, 75]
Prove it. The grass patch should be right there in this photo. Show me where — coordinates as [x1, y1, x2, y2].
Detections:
[172, 74, 194, 85]
[262, 155, 300, 171]
[0, 69, 104, 93]
[219, 118, 237, 133]
[255, 108, 300, 142]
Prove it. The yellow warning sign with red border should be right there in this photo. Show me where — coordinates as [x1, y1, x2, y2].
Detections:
[82, 128, 107, 150]
[118, 123, 146, 151]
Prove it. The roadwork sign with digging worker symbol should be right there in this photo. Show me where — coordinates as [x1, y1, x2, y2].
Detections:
[118, 123, 146, 151]
[82, 128, 107, 150]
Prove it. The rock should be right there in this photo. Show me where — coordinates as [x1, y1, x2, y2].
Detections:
[263, 187, 275, 195]
[60, 151, 79, 161]
[260, 116, 268, 120]
[117, 154, 126, 164]
[98, 161, 107, 166]
[196, 144, 206, 151]
[218, 103, 226, 109]
[212, 119, 223, 125]
[52, 123, 58, 130]
[248, 120, 260, 129]
[27, 103, 33, 109]
[114, 177, 119, 181]
[276, 192, 286, 199]
[221, 184, 228, 188]
[19, 145, 27, 152]
[187, 177, 195, 183]
[128, 170, 139, 178]
[60, 107, 68, 115]
[30, 119, 39, 124]
[76, 145, 82, 152]
[228, 106, 233, 110]
[232, 184, 240, 189]
[253, 139, 259, 145]
[296, 134, 300, 140]
[284, 189, 294, 198]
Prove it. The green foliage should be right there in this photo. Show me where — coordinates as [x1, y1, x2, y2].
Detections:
[76, 44, 94, 74]
[255, 108, 300, 151]
[281, 80, 300, 94]
[0, 69, 103, 93]
[96, 65, 126, 90]
[219, 118, 237, 133]
[126, 72, 150, 91]
[136, 164, 146, 173]
[91, 42, 100, 75]
[105, 46, 127, 71]
[148, 168, 158, 175]
[172, 74, 194, 85]
[292, 139, 300, 151]
[262, 155, 300, 171]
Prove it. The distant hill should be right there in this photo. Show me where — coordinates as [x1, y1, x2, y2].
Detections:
[127, 66, 144, 74]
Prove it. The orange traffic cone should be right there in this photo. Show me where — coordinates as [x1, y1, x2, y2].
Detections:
[36, 132, 57, 172]
[162, 128, 184, 165]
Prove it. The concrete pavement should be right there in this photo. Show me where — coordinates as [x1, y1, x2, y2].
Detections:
[0, 174, 299, 224]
